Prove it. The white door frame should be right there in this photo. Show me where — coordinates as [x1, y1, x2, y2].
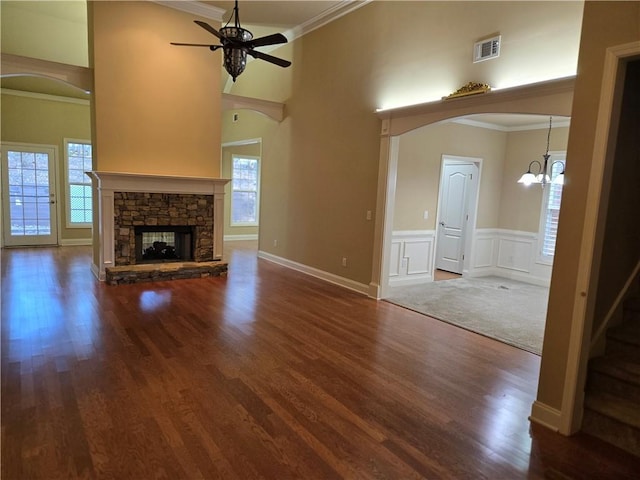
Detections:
[1, 141, 60, 247]
[434, 155, 481, 276]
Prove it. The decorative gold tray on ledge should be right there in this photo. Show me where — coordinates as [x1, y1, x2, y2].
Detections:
[444, 82, 491, 100]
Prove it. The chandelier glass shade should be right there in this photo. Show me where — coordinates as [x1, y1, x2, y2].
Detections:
[517, 117, 565, 187]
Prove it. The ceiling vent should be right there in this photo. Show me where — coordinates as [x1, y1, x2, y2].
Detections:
[473, 35, 501, 63]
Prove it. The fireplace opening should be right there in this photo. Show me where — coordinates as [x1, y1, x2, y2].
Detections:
[134, 226, 195, 264]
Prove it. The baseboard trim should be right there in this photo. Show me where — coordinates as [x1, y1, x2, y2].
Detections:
[389, 274, 433, 287]
[258, 251, 369, 296]
[529, 401, 561, 432]
[60, 239, 92, 246]
[224, 234, 258, 241]
[90, 262, 105, 281]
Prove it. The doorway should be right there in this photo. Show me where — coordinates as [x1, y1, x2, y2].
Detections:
[1, 142, 58, 247]
[435, 156, 480, 275]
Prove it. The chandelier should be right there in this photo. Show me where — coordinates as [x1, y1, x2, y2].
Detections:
[517, 116, 565, 187]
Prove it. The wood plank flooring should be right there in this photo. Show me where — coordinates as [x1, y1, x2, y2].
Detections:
[2, 242, 639, 479]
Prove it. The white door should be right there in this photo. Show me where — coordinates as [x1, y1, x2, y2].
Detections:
[435, 162, 476, 274]
[1, 144, 58, 247]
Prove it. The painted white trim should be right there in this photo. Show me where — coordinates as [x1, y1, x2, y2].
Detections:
[222, 94, 284, 122]
[59, 238, 92, 246]
[283, 0, 373, 43]
[87, 172, 230, 280]
[90, 262, 103, 281]
[1, 53, 92, 92]
[258, 250, 370, 296]
[150, 1, 225, 21]
[452, 117, 571, 132]
[63, 138, 93, 229]
[1, 88, 89, 105]
[1, 141, 60, 247]
[559, 40, 640, 436]
[222, 137, 262, 148]
[224, 234, 258, 241]
[530, 401, 561, 432]
[390, 230, 436, 286]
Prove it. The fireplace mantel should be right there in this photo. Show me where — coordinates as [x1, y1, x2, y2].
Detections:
[88, 171, 230, 281]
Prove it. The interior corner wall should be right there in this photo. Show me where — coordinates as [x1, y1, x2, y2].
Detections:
[1, 93, 92, 243]
[89, 1, 221, 177]
[536, 0, 640, 416]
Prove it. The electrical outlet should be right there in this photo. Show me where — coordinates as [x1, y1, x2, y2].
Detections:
[273, 239, 278, 247]
[342, 257, 348, 267]
[423, 210, 429, 220]
[366, 210, 372, 221]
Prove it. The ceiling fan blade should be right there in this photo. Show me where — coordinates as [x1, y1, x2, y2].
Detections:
[193, 20, 222, 40]
[171, 42, 221, 49]
[248, 50, 291, 68]
[247, 33, 288, 48]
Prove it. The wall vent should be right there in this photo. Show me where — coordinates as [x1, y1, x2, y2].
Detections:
[473, 35, 501, 63]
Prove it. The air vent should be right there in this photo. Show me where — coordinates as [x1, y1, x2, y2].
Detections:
[473, 35, 501, 63]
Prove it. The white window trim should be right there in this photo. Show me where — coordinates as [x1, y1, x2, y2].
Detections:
[230, 154, 260, 227]
[63, 138, 92, 229]
[536, 151, 566, 266]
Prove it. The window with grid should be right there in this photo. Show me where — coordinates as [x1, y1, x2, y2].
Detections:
[538, 155, 565, 264]
[65, 140, 92, 227]
[231, 156, 260, 226]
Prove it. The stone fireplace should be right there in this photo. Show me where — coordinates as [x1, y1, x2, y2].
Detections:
[88, 172, 229, 283]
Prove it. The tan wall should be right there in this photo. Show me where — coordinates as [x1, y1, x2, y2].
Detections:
[1, 93, 92, 242]
[499, 126, 570, 232]
[228, 1, 583, 286]
[0, 1, 88, 67]
[89, 1, 221, 177]
[537, 1, 640, 413]
[394, 122, 507, 231]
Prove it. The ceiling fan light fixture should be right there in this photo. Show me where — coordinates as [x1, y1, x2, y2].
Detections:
[170, 0, 290, 82]
[220, 26, 253, 81]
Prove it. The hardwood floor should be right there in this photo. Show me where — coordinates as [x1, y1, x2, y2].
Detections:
[2, 243, 639, 479]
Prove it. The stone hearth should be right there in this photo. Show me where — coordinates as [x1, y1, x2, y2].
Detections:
[88, 172, 229, 282]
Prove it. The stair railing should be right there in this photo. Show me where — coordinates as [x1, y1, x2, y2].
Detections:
[590, 259, 640, 350]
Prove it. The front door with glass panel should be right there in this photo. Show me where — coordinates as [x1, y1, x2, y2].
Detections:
[1, 143, 58, 246]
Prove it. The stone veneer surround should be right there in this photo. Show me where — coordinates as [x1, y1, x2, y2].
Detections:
[114, 192, 214, 265]
[88, 172, 229, 281]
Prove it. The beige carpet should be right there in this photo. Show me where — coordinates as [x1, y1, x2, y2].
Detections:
[386, 276, 549, 355]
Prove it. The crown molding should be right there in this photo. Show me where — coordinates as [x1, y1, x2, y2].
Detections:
[452, 117, 571, 132]
[151, 1, 225, 22]
[284, 0, 373, 42]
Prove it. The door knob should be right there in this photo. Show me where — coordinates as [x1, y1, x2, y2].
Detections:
[439, 221, 445, 226]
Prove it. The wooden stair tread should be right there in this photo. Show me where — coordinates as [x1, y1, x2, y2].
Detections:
[584, 391, 640, 429]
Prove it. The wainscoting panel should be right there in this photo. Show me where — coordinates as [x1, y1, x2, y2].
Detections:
[405, 239, 431, 275]
[496, 236, 534, 273]
[389, 241, 402, 277]
[468, 229, 552, 286]
[472, 231, 495, 269]
[389, 231, 435, 287]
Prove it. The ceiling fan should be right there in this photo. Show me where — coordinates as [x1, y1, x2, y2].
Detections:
[171, 0, 292, 82]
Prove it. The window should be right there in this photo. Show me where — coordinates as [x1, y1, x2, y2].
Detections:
[64, 140, 92, 227]
[538, 153, 565, 264]
[231, 156, 260, 226]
